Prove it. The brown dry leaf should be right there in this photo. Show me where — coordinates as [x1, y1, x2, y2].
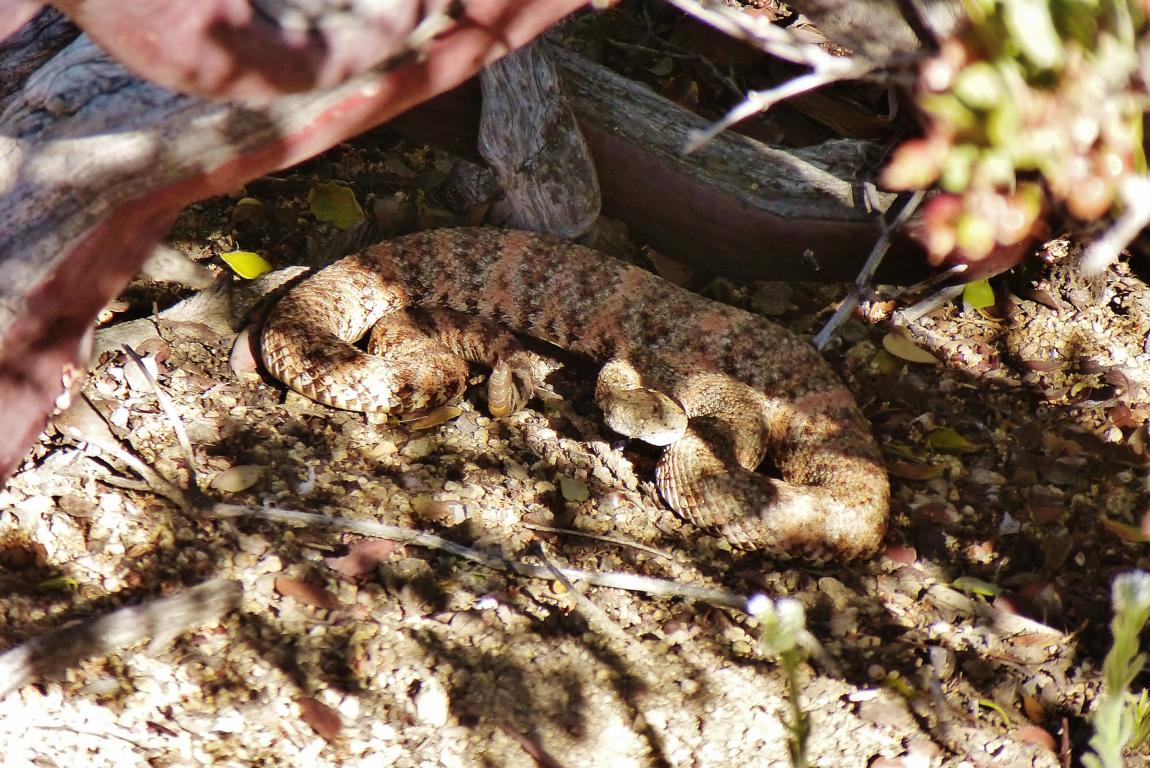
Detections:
[869, 759, 911, 768]
[405, 405, 462, 430]
[559, 476, 590, 502]
[649, 251, 694, 287]
[209, 465, 264, 493]
[372, 192, 415, 236]
[52, 397, 117, 446]
[324, 539, 398, 580]
[136, 337, 173, 363]
[274, 577, 341, 609]
[1021, 693, 1047, 723]
[885, 544, 918, 565]
[230, 197, 268, 227]
[229, 325, 262, 378]
[882, 330, 939, 364]
[498, 723, 566, 768]
[1016, 724, 1056, 752]
[297, 696, 342, 742]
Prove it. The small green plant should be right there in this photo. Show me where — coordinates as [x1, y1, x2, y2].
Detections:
[748, 593, 813, 768]
[1084, 570, 1150, 768]
[883, 0, 1150, 268]
[1128, 689, 1150, 750]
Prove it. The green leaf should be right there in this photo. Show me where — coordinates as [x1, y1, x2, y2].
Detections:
[309, 182, 365, 229]
[953, 62, 1004, 110]
[940, 144, 979, 192]
[870, 348, 905, 375]
[963, 278, 996, 310]
[1002, 0, 1064, 71]
[954, 211, 997, 260]
[220, 250, 273, 279]
[978, 698, 1012, 727]
[954, 577, 1003, 597]
[926, 426, 982, 453]
[38, 576, 78, 592]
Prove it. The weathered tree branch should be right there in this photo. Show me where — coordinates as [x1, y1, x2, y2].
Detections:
[0, 1, 586, 480]
[392, 44, 929, 283]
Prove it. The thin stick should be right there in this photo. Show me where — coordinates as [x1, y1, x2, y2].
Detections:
[888, 262, 968, 301]
[63, 432, 192, 512]
[209, 503, 749, 610]
[813, 189, 925, 350]
[661, 0, 866, 71]
[122, 344, 198, 493]
[0, 579, 241, 700]
[685, 69, 863, 154]
[604, 38, 744, 100]
[536, 542, 633, 645]
[1080, 175, 1150, 275]
[522, 523, 675, 561]
[893, 284, 965, 325]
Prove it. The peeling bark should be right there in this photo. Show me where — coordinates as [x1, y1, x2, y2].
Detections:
[0, 0, 587, 479]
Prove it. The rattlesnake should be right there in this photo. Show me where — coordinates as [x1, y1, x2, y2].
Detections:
[260, 228, 888, 561]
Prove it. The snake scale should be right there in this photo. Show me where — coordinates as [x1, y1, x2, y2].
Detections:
[260, 228, 889, 561]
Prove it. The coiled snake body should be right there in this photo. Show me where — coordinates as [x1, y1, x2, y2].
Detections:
[261, 228, 888, 561]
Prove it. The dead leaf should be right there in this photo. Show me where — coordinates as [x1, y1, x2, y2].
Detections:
[882, 331, 939, 364]
[209, 465, 264, 493]
[231, 197, 268, 227]
[885, 545, 918, 565]
[405, 405, 462, 430]
[649, 252, 694, 287]
[296, 696, 342, 742]
[1016, 724, 1056, 751]
[1103, 516, 1148, 543]
[274, 577, 340, 609]
[324, 539, 398, 579]
[559, 476, 589, 502]
[1109, 403, 1142, 429]
[1021, 693, 1047, 723]
[136, 337, 173, 363]
[229, 325, 262, 379]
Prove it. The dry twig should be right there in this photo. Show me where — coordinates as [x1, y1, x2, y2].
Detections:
[1081, 176, 1150, 275]
[122, 345, 198, 493]
[813, 189, 924, 350]
[521, 522, 675, 561]
[210, 503, 749, 609]
[664, 0, 878, 154]
[0, 579, 241, 700]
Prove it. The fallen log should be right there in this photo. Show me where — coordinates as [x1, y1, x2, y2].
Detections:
[0, 1, 586, 481]
[391, 43, 929, 283]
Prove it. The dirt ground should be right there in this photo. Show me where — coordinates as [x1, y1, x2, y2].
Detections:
[6, 7, 1150, 767]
